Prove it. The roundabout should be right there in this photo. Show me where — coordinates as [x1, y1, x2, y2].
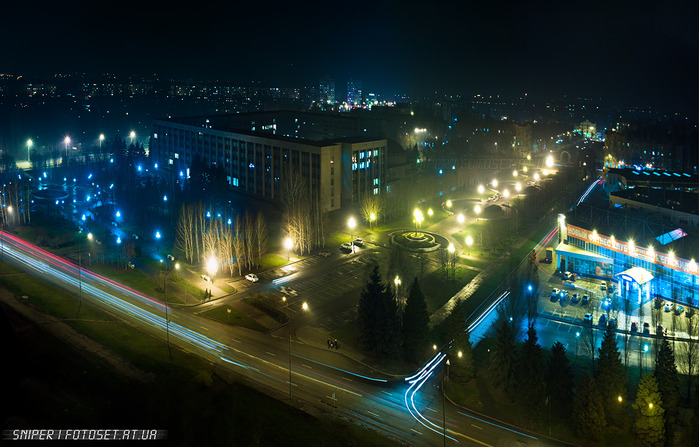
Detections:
[390, 230, 448, 253]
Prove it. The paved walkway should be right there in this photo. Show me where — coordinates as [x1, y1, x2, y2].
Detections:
[0, 291, 154, 383]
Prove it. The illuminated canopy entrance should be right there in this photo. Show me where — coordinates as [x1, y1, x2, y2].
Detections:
[615, 267, 654, 304]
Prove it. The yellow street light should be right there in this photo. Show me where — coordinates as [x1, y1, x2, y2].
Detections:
[457, 213, 464, 224]
[446, 200, 452, 208]
[492, 179, 498, 188]
[284, 237, 293, 260]
[515, 182, 522, 192]
[206, 255, 218, 277]
[477, 185, 485, 194]
[27, 139, 33, 163]
[474, 205, 482, 214]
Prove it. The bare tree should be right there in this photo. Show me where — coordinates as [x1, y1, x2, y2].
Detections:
[255, 211, 268, 267]
[678, 314, 699, 399]
[175, 204, 195, 263]
[232, 216, 245, 276]
[244, 211, 256, 270]
[360, 193, 384, 228]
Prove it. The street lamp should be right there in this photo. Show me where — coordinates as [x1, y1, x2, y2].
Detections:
[394, 276, 402, 318]
[26, 139, 33, 164]
[465, 235, 473, 255]
[369, 212, 376, 229]
[99, 133, 105, 150]
[477, 185, 484, 195]
[1, 205, 13, 262]
[284, 237, 293, 260]
[427, 209, 433, 224]
[446, 200, 452, 209]
[492, 179, 498, 188]
[413, 209, 424, 236]
[575, 331, 580, 358]
[348, 217, 357, 251]
[284, 297, 309, 399]
[164, 262, 180, 360]
[457, 213, 464, 224]
[515, 182, 522, 192]
[129, 130, 136, 144]
[503, 189, 510, 199]
[64, 136, 71, 162]
[206, 255, 218, 281]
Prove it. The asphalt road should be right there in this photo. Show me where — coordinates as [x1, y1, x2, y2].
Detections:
[1, 229, 561, 447]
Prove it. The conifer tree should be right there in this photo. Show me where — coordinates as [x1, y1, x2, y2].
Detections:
[573, 375, 606, 441]
[633, 373, 665, 447]
[446, 299, 474, 384]
[517, 326, 545, 424]
[402, 277, 429, 363]
[596, 324, 626, 424]
[547, 341, 574, 414]
[358, 265, 383, 351]
[654, 337, 679, 445]
[490, 318, 517, 400]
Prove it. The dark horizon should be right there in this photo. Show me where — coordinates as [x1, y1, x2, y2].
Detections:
[1, 1, 697, 114]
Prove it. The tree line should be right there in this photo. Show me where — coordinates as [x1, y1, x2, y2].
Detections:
[175, 202, 268, 276]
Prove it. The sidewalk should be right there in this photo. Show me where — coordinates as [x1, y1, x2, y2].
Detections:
[0, 291, 154, 383]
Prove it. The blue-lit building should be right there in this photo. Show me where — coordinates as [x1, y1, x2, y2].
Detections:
[556, 208, 698, 307]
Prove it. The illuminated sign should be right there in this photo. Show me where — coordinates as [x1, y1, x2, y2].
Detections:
[567, 224, 697, 276]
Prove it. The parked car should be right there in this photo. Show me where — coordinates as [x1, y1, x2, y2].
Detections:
[600, 283, 607, 291]
[599, 314, 607, 327]
[563, 271, 573, 281]
[340, 242, 353, 252]
[571, 293, 580, 304]
[353, 238, 364, 246]
[582, 295, 589, 306]
[127, 262, 135, 269]
[631, 321, 638, 332]
[675, 305, 685, 315]
[318, 251, 331, 257]
[584, 313, 593, 323]
[201, 274, 211, 282]
[245, 273, 259, 283]
[551, 288, 560, 302]
[664, 302, 674, 312]
[643, 322, 650, 335]
[167, 254, 175, 261]
[608, 317, 618, 329]
[657, 324, 665, 336]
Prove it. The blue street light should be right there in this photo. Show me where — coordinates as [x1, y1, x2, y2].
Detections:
[155, 231, 161, 240]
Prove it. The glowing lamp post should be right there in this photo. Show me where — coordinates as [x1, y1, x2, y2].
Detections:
[477, 185, 484, 195]
[348, 217, 357, 251]
[413, 209, 424, 237]
[284, 237, 293, 260]
[64, 136, 71, 162]
[164, 262, 180, 360]
[427, 209, 433, 225]
[206, 255, 218, 281]
[369, 212, 376, 229]
[99, 133, 105, 149]
[27, 139, 33, 164]
[465, 235, 473, 255]
[395, 276, 403, 318]
[284, 297, 309, 400]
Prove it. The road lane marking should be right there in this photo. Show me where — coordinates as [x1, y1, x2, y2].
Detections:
[427, 407, 438, 413]
[410, 428, 422, 435]
[471, 424, 483, 429]
[367, 411, 380, 418]
[266, 352, 276, 356]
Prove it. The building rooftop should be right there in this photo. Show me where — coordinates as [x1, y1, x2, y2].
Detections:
[566, 203, 699, 261]
[611, 187, 699, 215]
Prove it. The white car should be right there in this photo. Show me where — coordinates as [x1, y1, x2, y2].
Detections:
[201, 274, 211, 282]
[245, 273, 259, 283]
[353, 238, 364, 246]
[664, 302, 674, 312]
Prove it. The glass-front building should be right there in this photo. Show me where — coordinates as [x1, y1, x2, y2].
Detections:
[556, 220, 698, 307]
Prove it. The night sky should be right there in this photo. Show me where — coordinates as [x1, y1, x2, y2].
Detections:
[1, 0, 697, 112]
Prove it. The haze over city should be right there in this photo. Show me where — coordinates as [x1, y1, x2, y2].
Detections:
[0, 2, 697, 447]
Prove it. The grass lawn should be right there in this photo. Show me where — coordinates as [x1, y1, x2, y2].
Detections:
[445, 379, 483, 411]
[198, 305, 267, 332]
[260, 253, 290, 271]
[459, 258, 489, 270]
[420, 267, 479, 313]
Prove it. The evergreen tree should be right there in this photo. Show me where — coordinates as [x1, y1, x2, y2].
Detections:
[517, 326, 545, 425]
[446, 299, 474, 384]
[375, 279, 402, 359]
[654, 338, 679, 445]
[573, 375, 606, 441]
[547, 341, 574, 414]
[633, 374, 665, 447]
[489, 318, 517, 400]
[402, 277, 429, 363]
[358, 265, 383, 352]
[596, 324, 626, 424]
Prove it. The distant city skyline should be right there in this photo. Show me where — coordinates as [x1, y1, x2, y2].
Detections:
[2, 1, 697, 115]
